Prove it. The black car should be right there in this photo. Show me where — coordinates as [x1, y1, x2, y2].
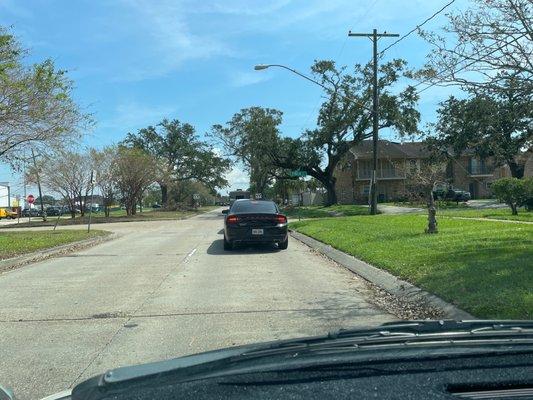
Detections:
[21, 208, 44, 217]
[433, 185, 471, 203]
[222, 199, 288, 250]
[46, 206, 63, 216]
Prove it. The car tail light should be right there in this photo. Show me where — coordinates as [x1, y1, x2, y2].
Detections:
[275, 214, 287, 224]
[226, 215, 239, 224]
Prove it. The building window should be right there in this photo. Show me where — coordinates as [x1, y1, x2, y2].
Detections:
[362, 185, 370, 195]
[358, 161, 372, 179]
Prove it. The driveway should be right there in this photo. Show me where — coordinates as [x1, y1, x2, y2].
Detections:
[0, 208, 394, 399]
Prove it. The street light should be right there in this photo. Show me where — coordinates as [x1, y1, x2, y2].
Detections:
[254, 64, 373, 114]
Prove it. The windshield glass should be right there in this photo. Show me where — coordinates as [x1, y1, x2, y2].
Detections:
[231, 201, 278, 214]
[0, 1, 531, 399]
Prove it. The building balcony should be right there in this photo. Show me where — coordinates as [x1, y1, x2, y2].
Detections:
[356, 170, 406, 180]
[467, 166, 494, 177]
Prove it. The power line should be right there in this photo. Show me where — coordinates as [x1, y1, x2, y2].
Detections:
[379, 0, 456, 57]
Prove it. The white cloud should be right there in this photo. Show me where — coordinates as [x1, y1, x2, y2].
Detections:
[222, 163, 249, 194]
[115, 0, 235, 81]
[229, 70, 271, 87]
[99, 100, 177, 132]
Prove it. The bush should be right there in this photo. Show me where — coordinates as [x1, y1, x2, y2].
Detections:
[491, 177, 531, 215]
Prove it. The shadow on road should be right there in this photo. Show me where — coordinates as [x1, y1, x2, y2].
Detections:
[207, 239, 281, 255]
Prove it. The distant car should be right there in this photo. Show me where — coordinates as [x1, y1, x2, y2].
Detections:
[152, 203, 162, 209]
[46, 206, 63, 216]
[222, 199, 288, 251]
[21, 208, 44, 217]
[433, 186, 471, 203]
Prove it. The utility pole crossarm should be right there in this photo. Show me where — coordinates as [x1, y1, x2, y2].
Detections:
[348, 31, 399, 38]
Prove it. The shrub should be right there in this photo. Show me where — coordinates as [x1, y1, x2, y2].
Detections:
[491, 177, 530, 215]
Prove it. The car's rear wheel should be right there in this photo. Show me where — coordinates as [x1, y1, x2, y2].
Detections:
[223, 236, 233, 251]
[278, 237, 288, 250]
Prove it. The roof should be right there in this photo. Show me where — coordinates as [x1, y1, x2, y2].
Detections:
[350, 140, 431, 160]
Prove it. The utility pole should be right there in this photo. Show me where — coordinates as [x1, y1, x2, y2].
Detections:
[31, 149, 47, 221]
[348, 29, 399, 215]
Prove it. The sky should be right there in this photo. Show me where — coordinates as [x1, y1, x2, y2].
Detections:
[0, 0, 465, 197]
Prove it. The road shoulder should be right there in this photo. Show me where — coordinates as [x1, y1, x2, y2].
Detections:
[290, 230, 475, 320]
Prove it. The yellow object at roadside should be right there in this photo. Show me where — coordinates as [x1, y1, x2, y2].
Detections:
[0, 208, 17, 219]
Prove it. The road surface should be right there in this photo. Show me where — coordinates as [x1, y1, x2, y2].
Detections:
[0, 209, 394, 399]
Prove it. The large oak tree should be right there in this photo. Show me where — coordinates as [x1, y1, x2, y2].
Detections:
[123, 119, 230, 207]
[271, 59, 420, 205]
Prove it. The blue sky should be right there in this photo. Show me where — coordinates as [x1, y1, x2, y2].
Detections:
[0, 0, 464, 195]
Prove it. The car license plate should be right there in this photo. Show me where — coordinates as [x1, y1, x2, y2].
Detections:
[251, 228, 264, 235]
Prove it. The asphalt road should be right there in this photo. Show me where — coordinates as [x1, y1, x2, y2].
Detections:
[0, 208, 394, 399]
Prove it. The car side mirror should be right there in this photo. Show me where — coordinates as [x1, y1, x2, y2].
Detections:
[221, 209, 229, 214]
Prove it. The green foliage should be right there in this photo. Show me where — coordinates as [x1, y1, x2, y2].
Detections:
[291, 214, 533, 319]
[491, 177, 530, 215]
[427, 85, 532, 177]
[0, 26, 90, 164]
[210, 107, 283, 195]
[272, 59, 420, 205]
[123, 119, 230, 206]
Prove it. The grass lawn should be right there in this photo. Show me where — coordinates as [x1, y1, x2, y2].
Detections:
[282, 204, 372, 219]
[3, 206, 217, 229]
[290, 214, 532, 319]
[0, 230, 109, 260]
[438, 207, 532, 222]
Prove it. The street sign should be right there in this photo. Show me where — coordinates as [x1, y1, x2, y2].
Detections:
[193, 193, 200, 200]
[289, 170, 307, 177]
[254, 193, 262, 199]
[27, 194, 35, 204]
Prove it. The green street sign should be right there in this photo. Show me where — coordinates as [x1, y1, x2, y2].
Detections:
[290, 170, 307, 177]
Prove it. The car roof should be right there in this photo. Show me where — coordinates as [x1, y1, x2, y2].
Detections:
[233, 199, 274, 203]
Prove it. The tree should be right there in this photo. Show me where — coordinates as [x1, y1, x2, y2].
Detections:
[491, 177, 530, 215]
[113, 147, 156, 215]
[271, 59, 420, 205]
[402, 160, 448, 234]
[90, 146, 118, 217]
[122, 119, 230, 207]
[419, 0, 532, 96]
[38, 151, 92, 218]
[0, 27, 90, 165]
[210, 107, 283, 196]
[35, 195, 56, 205]
[427, 84, 532, 178]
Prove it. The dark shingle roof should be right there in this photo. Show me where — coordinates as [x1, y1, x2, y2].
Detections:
[350, 140, 431, 160]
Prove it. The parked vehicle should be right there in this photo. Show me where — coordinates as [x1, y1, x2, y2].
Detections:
[222, 199, 288, 250]
[0, 208, 17, 219]
[433, 184, 471, 203]
[152, 203, 162, 208]
[21, 208, 44, 217]
[46, 206, 63, 216]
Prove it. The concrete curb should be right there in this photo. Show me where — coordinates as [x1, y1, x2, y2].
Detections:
[0, 232, 119, 275]
[290, 230, 475, 320]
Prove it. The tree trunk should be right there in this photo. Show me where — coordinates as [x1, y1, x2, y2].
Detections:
[510, 203, 518, 215]
[160, 183, 168, 208]
[507, 160, 524, 179]
[324, 181, 337, 206]
[426, 191, 438, 234]
[78, 193, 85, 216]
[105, 205, 110, 218]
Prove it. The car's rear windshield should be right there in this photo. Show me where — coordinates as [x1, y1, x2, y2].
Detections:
[231, 201, 277, 214]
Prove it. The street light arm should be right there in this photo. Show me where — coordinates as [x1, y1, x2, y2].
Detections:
[254, 63, 373, 114]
